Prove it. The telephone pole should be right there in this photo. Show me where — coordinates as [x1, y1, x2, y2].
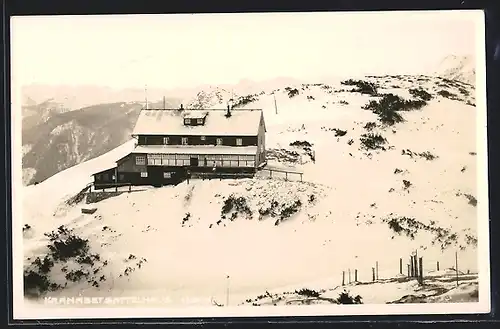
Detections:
[273, 93, 278, 114]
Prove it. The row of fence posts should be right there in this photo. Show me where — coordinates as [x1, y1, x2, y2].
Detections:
[342, 262, 379, 286]
[342, 251, 462, 287]
[401, 250, 460, 287]
[402, 250, 424, 284]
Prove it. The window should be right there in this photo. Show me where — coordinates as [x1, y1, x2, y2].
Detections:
[239, 155, 253, 161]
[236, 138, 243, 146]
[119, 174, 125, 181]
[163, 172, 172, 179]
[200, 136, 206, 141]
[147, 154, 163, 165]
[184, 118, 191, 125]
[140, 171, 148, 178]
[163, 137, 169, 145]
[197, 118, 203, 125]
[177, 154, 190, 160]
[136, 155, 146, 165]
[112, 175, 116, 180]
[216, 138, 223, 145]
[181, 137, 188, 145]
[96, 175, 101, 181]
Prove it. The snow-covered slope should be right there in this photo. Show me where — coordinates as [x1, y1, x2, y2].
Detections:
[434, 55, 476, 86]
[19, 74, 483, 311]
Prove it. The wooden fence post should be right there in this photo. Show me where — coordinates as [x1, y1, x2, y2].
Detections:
[372, 267, 375, 281]
[455, 251, 459, 287]
[437, 261, 440, 271]
[410, 256, 414, 277]
[418, 257, 423, 284]
[354, 269, 358, 282]
[399, 258, 403, 275]
[414, 250, 418, 278]
[407, 264, 410, 277]
[342, 271, 345, 286]
[376, 261, 379, 280]
[348, 269, 351, 284]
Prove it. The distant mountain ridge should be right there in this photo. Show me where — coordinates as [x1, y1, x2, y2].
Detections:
[21, 98, 181, 186]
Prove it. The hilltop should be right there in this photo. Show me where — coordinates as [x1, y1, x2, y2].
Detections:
[433, 55, 476, 86]
[20, 72, 481, 308]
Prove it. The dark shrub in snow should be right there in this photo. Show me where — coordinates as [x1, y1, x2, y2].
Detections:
[437, 90, 456, 99]
[333, 129, 347, 137]
[275, 200, 302, 225]
[221, 194, 253, 219]
[403, 180, 412, 189]
[336, 290, 363, 304]
[25, 225, 106, 297]
[364, 122, 377, 131]
[360, 133, 387, 151]
[341, 79, 378, 96]
[290, 140, 312, 148]
[402, 149, 438, 161]
[362, 93, 426, 126]
[464, 194, 477, 207]
[44, 226, 90, 261]
[409, 88, 433, 101]
[24, 270, 58, 297]
[285, 87, 300, 98]
[296, 288, 320, 298]
[233, 94, 258, 108]
[182, 212, 191, 226]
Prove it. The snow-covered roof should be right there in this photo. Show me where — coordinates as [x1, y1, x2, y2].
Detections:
[132, 108, 263, 136]
[131, 145, 258, 156]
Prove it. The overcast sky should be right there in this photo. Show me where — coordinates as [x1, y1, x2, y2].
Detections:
[11, 10, 482, 90]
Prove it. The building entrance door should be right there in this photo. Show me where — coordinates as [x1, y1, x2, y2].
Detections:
[190, 156, 199, 166]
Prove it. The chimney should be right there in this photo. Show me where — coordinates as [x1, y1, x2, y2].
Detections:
[180, 104, 184, 111]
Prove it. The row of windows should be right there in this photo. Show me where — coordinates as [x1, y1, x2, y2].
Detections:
[145, 158, 256, 168]
[139, 172, 174, 178]
[95, 172, 176, 180]
[147, 154, 254, 161]
[184, 118, 204, 125]
[157, 137, 242, 146]
[137, 154, 255, 165]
